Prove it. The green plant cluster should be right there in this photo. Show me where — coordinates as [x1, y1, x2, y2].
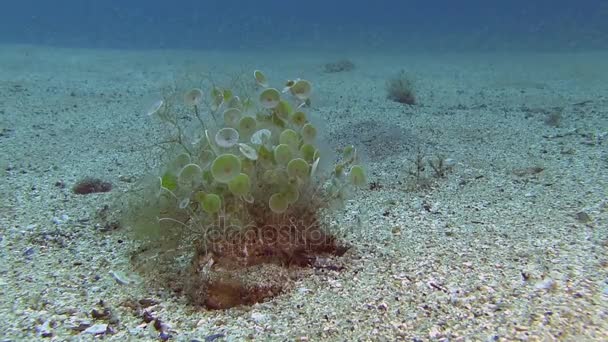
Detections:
[141, 70, 366, 242]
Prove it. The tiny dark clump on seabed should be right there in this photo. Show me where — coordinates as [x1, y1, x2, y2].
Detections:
[72, 177, 113, 195]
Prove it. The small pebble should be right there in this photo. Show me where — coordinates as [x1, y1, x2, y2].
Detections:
[51, 214, 70, 225]
[250, 312, 267, 323]
[139, 298, 159, 307]
[204, 334, 225, 342]
[575, 211, 591, 223]
[36, 320, 53, 338]
[444, 158, 456, 167]
[535, 278, 555, 290]
[83, 323, 108, 335]
[23, 247, 35, 257]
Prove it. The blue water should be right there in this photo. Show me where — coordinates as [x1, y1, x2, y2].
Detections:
[1, 0, 606, 51]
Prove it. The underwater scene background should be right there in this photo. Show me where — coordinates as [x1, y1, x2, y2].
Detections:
[2, 0, 608, 51]
[0, 1, 607, 341]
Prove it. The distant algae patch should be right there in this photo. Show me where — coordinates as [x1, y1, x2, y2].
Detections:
[125, 70, 366, 309]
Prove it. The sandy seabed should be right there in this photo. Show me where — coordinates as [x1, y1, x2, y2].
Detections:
[0, 44, 607, 341]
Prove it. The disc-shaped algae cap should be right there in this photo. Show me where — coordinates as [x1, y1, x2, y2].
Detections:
[240, 158, 255, 174]
[259, 88, 281, 109]
[215, 127, 240, 148]
[184, 88, 204, 106]
[251, 129, 272, 145]
[299, 143, 316, 162]
[238, 143, 258, 160]
[145, 99, 164, 116]
[283, 183, 300, 204]
[301, 123, 317, 143]
[223, 108, 242, 127]
[211, 154, 242, 183]
[274, 144, 292, 165]
[238, 116, 257, 137]
[290, 80, 312, 100]
[283, 79, 296, 93]
[178, 163, 203, 187]
[194, 190, 207, 204]
[291, 111, 307, 126]
[202, 193, 221, 214]
[253, 70, 268, 87]
[274, 100, 292, 120]
[257, 145, 274, 168]
[279, 129, 299, 149]
[198, 149, 215, 169]
[210, 87, 224, 110]
[342, 145, 357, 163]
[222, 89, 233, 102]
[227, 96, 242, 110]
[349, 165, 367, 187]
[228, 173, 251, 196]
[172, 152, 192, 170]
[287, 158, 309, 180]
[269, 193, 288, 214]
[334, 163, 345, 178]
[161, 171, 178, 191]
